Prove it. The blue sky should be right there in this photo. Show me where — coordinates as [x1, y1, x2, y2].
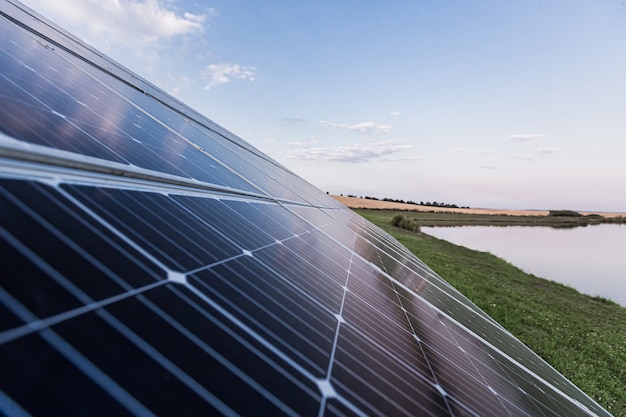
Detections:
[20, 0, 626, 211]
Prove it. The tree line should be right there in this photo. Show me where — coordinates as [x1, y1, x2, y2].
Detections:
[342, 194, 469, 209]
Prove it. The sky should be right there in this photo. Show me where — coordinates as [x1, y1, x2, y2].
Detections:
[19, 0, 626, 212]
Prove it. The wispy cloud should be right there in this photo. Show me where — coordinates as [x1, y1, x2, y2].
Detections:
[22, 0, 207, 48]
[536, 146, 558, 155]
[286, 139, 413, 163]
[513, 147, 559, 161]
[161, 73, 193, 97]
[320, 120, 392, 134]
[449, 147, 468, 154]
[287, 139, 319, 147]
[390, 111, 401, 117]
[509, 133, 545, 141]
[283, 117, 306, 125]
[202, 63, 257, 89]
[449, 148, 495, 155]
[380, 155, 423, 162]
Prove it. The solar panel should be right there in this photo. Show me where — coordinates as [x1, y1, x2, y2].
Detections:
[0, 1, 612, 416]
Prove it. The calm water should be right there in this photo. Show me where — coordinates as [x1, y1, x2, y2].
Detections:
[422, 224, 626, 307]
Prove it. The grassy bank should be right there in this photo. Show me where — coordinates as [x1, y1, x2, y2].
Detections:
[356, 209, 626, 415]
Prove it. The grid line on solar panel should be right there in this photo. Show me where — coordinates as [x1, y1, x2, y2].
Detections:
[190, 258, 337, 377]
[331, 325, 450, 416]
[0, 331, 150, 417]
[343, 288, 419, 360]
[172, 195, 278, 249]
[311, 239, 449, 415]
[105, 291, 307, 416]
[179, 275, 324, 393]
[165, 284, 323, 409]
[417, 335, 510, 415]
[254, 245, 346, 314]
[58, 179, 343, 279]
[0, 279, 160, 416]
[62, 185, 244, 271]
[0, 281, 167, 347]
[53, 308, 238, 415]
[0, 156, 342, 290]
[0, 182, 166, 313]
[167, 288, 322, 415]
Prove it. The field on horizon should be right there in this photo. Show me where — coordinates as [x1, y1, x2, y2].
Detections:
[333, 195, 626, 218]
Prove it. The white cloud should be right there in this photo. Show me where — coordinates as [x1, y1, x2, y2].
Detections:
[320, 120, 392, 134]
[390, 111, 401, 116]
[21, 0, 207, 48]
[509, 133, 545, 141]
[449, 147, 468, 154]
[449, 148, 495, 155]
[287, 139, 319, 147]
[283, 117, 306, 125]
[162, 73, 192, 97]
[513, 147, 559, 161]
[380, 156, 423, 162]
[286, 139, 413, 163]
[203, 63, 257, 89]
[536, 146, 558, 155]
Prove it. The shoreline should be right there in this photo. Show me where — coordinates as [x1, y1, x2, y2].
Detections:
[332, 195, 625, 218]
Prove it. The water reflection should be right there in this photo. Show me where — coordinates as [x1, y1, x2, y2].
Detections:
[422, 224, 626, 307]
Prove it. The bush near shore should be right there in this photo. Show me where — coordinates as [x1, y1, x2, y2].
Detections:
[356, 209, 626, 416]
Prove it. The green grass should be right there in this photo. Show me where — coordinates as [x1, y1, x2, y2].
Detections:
[356, 209, 626, 416]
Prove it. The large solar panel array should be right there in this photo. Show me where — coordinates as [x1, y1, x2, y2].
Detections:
[0, 1, 612, 416]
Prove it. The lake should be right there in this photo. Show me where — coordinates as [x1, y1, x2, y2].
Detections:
[422, 224, 626, 307]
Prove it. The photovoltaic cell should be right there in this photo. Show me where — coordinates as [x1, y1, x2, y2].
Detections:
[0, 1, 612, 416]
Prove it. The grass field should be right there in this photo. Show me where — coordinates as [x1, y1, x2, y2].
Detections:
[355, 209, 626, 416]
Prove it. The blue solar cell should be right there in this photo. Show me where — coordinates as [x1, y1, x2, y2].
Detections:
[191, 257, 337, 377]
[332, 325, 449, 416]
[0, 301, 24, 333]
[64, 185, 243, 271]
[0, 333, 135, 417]
[0, 180, 165, 309]
[172, 195, 277, 250]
